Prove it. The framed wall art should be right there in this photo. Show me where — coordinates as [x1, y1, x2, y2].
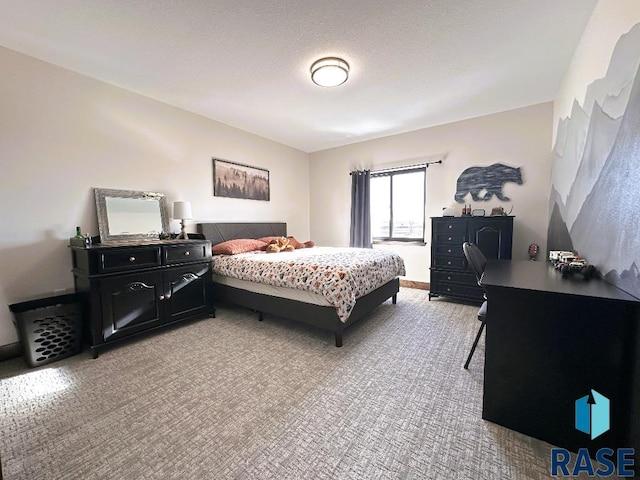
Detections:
[212, 158, 270, 201]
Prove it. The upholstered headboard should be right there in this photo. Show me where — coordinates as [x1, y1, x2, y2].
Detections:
[197, 222, 287, 245]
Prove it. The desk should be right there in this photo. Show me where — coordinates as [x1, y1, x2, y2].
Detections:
[481, 260, 640, 454]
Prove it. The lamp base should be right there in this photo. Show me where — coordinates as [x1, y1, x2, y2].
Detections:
[179, 219, 188, 239]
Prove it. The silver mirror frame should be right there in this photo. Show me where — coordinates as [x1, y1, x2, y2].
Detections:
[94, 188, 170, 243]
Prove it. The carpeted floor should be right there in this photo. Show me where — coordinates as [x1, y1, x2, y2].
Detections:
[0, 288, 609, 479]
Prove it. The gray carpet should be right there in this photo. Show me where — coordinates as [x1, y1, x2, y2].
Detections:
[0, 288, 603, 479]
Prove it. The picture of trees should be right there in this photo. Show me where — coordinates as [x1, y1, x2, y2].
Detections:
[213, 158, 270, 201]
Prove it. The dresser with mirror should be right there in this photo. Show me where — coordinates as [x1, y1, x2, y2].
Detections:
[71, 188, 214, 358]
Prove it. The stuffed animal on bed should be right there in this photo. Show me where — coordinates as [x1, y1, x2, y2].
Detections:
[284, 236, 315, 249]
[265, 236, 296, 253]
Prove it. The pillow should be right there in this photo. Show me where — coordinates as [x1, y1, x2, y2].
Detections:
[213, 239, 267, 255]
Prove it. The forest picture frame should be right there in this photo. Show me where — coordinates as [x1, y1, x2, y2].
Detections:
[212, 158, 270, 201]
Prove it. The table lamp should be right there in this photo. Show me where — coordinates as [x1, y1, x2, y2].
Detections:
[173, 201, 192, 239]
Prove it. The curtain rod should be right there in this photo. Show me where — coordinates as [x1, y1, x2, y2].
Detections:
[378, 159, 443, 172]
[350, 159, 442, 175]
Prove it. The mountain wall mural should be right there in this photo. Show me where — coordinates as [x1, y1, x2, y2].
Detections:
[548, 22, 640, 298]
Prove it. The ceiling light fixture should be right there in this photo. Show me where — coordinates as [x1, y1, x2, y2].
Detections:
[310, 57, 349, 87]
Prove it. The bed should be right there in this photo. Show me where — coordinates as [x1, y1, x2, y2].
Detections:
[197, 222, 406, 347]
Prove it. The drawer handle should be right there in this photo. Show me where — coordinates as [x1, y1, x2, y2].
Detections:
[129, 256, 136, 262]
[447, 261, 452, 265]
[181, 273, 198, 282]
[184, 251, 190, 256]
[448, 225, 452, 229]
[126, 282, 153, 292]
[448, 237, 452, 241]
[447, 248, 451, 253]
[447, 276, 451, 280]
[446, 287, 451, 292]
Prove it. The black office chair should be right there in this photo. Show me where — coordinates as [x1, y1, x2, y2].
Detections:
[463, 242, 488, 369]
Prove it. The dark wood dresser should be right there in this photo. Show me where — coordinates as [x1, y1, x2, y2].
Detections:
[71, 239, 214, 358]
[429, 216, 513, 303]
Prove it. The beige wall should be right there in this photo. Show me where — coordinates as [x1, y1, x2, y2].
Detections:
[309, 103, 553, 282]
[0, 46, 309, 346]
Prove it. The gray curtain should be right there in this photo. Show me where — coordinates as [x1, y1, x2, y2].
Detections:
[349, 170, 371, 248]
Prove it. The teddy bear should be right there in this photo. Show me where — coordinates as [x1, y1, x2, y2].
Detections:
[265, 236, 296, 253]
[287, 237, 315, 249]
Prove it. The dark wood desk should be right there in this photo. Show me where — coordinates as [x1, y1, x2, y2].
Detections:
[481, 260, 640, 455]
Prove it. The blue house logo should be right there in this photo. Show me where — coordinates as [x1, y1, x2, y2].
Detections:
[575, 389, 609, 440]
[552, 390, 634, 476]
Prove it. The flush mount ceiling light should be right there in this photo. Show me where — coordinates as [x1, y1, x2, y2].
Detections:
[310, 57, 350, 87]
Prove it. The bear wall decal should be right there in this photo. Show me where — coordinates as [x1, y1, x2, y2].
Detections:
[454, 163, 523, 203]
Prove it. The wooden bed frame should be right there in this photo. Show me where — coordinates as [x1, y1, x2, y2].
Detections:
[197, 222, 400, 347]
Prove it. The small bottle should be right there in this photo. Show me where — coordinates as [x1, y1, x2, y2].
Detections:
[462, 205, 466, 215]
[469, 204, 472, 215]
[84, 233, 92, 247]
[75, 226, 83, 239]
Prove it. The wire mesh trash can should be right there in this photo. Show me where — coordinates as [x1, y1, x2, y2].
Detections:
[9, 293, 83, 367]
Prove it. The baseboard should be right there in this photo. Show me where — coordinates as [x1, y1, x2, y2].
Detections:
[0, 342, 23, 362]
[400, 280, 430, 290]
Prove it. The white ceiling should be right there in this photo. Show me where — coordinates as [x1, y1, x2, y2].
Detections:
[0, 0, 597, 153]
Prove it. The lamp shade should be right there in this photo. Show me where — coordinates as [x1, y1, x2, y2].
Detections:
[173, 201, 192, 219]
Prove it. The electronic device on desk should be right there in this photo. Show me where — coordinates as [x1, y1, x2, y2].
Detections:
[472, 209, 485, 217]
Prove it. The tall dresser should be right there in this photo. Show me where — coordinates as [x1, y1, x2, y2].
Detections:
[429, 216, 513, 303]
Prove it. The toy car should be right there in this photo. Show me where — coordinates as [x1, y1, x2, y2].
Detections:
[560, 259, 597, 279]
[549, 250, 575, 264]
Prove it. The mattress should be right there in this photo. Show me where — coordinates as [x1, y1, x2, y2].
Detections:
[212, 273, 331, 306]
[211, 246, 406, 321]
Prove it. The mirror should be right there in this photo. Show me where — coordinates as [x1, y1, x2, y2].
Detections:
[94, 188, 170, 243]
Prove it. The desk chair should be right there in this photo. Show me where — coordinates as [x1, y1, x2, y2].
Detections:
[463, 242, 487, 369]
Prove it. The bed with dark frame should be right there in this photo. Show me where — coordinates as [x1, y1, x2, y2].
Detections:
[197, 222, 400, 347]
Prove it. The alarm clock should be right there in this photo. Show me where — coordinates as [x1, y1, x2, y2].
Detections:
[471, 209, 485, 217]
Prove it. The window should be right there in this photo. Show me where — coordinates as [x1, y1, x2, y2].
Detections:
[371, 166, 426, 242]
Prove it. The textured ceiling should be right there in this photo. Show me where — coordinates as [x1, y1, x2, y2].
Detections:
[0, 0, 597, 152]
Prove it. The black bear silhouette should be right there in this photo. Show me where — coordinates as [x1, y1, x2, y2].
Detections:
[454, 163, 523, 203]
